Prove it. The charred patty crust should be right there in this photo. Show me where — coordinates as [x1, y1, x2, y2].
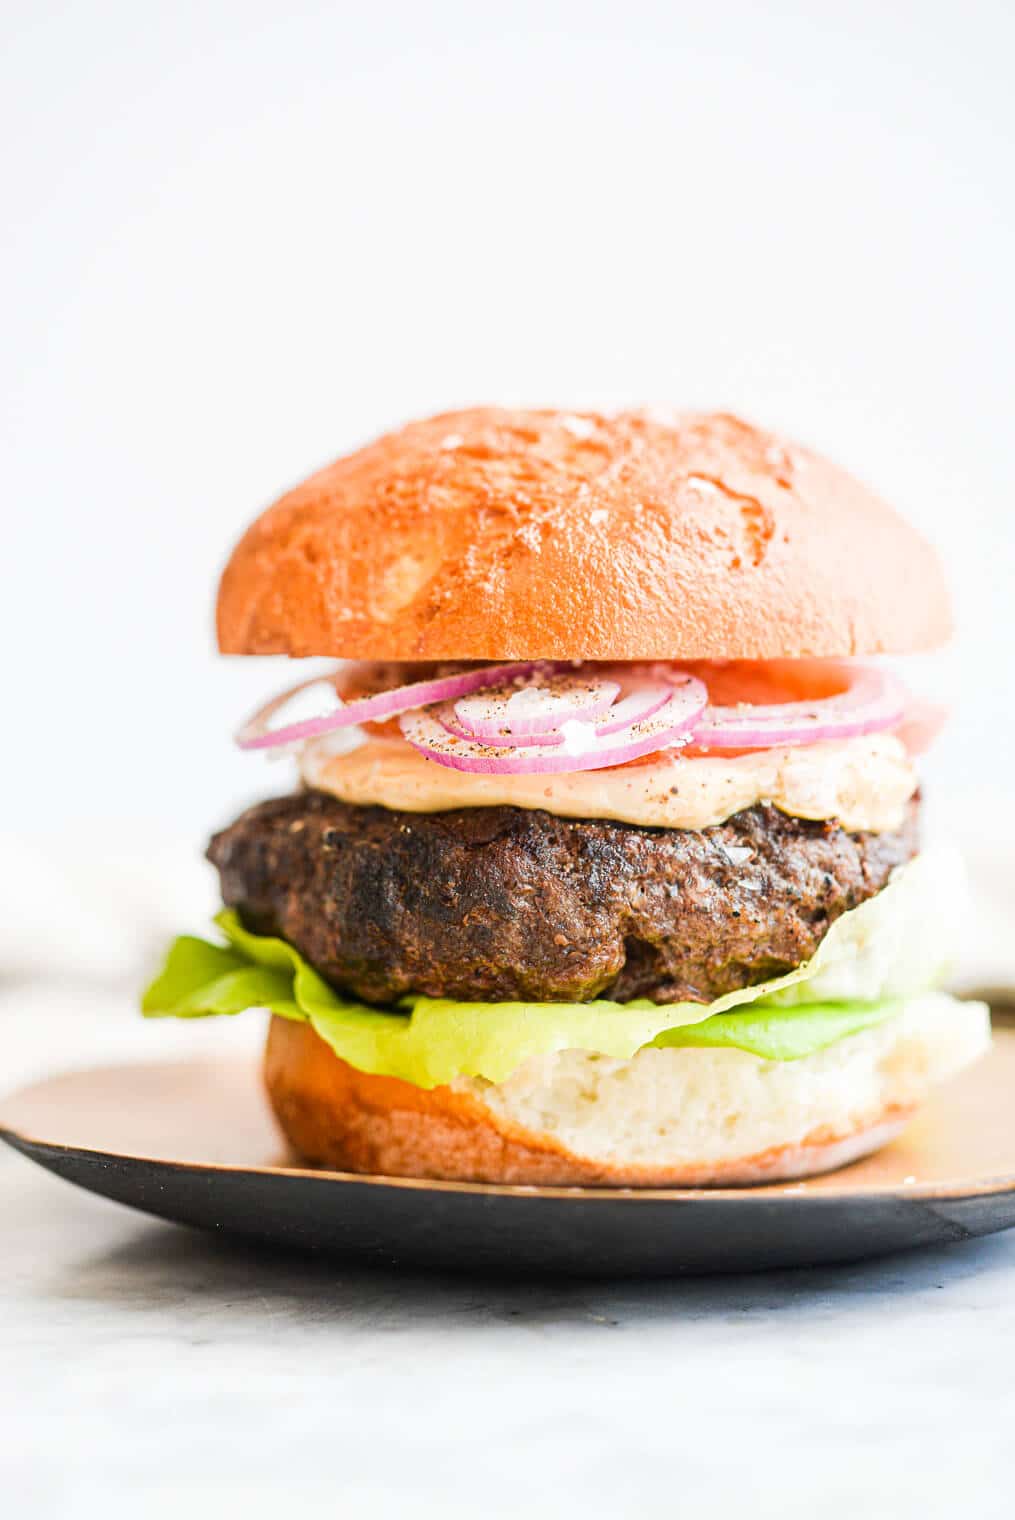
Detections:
[208, 791, 918, 1007]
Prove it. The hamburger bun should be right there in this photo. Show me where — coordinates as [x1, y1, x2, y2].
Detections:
[263, 994, 989, 1186]
[217, 407, 951, 662]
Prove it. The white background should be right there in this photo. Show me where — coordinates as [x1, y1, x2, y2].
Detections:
[3, 0, 1013, 844]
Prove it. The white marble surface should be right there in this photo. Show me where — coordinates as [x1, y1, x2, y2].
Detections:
[3, 994, 1015, 1517]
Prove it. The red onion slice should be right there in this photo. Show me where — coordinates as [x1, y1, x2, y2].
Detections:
[690, 666, 906, 749]
[595, 680, 673, 736]
[235, 661, 563, 751]
[439, 709, 564, 747]
[440, 677, 676, 749]
[452, 672, 622, 741]
[400, 675, 707, 775]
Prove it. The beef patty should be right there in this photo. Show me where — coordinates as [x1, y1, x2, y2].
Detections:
[208, 790, 918, 1007]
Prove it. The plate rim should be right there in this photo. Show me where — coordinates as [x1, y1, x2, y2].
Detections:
[4, 1074, 1015, 1206]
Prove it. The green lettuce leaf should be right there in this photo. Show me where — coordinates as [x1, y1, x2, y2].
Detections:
[648, 1000, 901, 1060]
[142, 849, 959, 1086]
[141, 914, 903, 1083]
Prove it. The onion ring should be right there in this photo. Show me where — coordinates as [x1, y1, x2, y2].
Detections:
[452, 672, 622, 741]
[690, 665, 906, 749]
[400, 675, 707, 774]
[440, 677, 676, 749]
[235, 661, 565, 751]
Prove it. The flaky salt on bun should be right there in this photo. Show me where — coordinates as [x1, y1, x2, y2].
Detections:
[218, 408, 951, 661]
[264, 996, 989, 1186]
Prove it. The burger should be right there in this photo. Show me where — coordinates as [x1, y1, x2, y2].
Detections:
[143, 407, 990, 1185]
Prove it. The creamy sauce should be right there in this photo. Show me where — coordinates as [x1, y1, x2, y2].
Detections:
[299, 731, 916, 833]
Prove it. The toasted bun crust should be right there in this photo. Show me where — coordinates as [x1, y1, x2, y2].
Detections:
[263, 996, 989, 1186]
[217, 408, 951, 661]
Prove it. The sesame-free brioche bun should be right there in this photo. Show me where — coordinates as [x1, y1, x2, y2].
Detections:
[217, 408, 951, 661]
[264, 994, 989, 1186]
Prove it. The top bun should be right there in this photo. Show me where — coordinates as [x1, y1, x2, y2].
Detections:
[216, 408, 951, 660]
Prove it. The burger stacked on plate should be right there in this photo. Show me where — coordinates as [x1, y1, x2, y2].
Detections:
[144, 408, 989, 1185]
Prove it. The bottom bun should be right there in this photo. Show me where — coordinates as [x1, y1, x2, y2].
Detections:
[263, 993, 990, 1186]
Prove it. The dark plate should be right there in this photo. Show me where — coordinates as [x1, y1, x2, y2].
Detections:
[2, 1031, 1015, 1276]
